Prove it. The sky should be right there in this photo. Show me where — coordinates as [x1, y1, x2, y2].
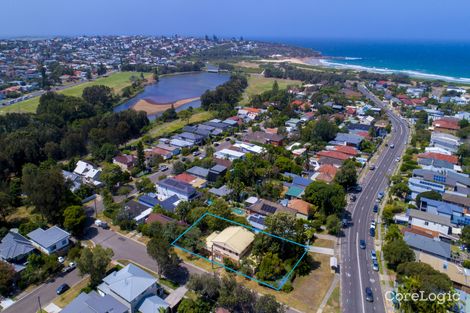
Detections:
[1, 0, 470, 41]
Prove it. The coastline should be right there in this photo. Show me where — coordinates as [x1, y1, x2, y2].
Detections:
[132, 97, 200, 115]
[259, 56, 470, 84]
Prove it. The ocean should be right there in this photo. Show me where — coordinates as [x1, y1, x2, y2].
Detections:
[272, 38, 470, 83]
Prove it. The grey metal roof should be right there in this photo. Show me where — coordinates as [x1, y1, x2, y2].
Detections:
[210, 164, 227, 173]
[408, 209, 452, 227]
[335, 133, 363, 145]
[61, 291, 128, 313]
[157, 178, 197, 197]
[443, 193, 470, 208]
[209, 185, 233, 197]
[102, 264, 156, 302]
[418, 158, 453, 169]
[27, 226, 70, 249]
[0, 231, 34, 261]
[404, 232, 451, 259]
[138, 295, 169, 313]
[413, 169, 470, 188]
[187, 166, 209, 178]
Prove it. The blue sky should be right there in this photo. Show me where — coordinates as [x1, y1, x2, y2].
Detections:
[2, 0, 470, 40]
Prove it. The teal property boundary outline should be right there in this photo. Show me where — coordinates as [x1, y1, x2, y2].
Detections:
[171, 212, 309, 290]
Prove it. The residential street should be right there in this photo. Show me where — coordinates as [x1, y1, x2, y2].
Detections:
[340, 85, 409, 313]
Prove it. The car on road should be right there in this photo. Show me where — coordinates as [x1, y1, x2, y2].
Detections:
[377, 192, 384, 200]
[359, 239, 366, 249]
[369, 227, 375, 237]
[350, 194, 357, 202]
[365, 287, 374, 302]
[369, 164, 376, 170]
[159, 165, 169, 171]
[390, 144, 395, 148]
[62, 262, 77, 273]
[342, 218, 349, 228]
[56, 283, 70, 295]
[370, 220, 376, 228]
[214, 142, 220, 147]
[395, 157, 400, 162]
[371, 250, 377, 261]
[373, 203, 379, 213]
[94, 219, 109, 229]
[372, 259, 379, 271]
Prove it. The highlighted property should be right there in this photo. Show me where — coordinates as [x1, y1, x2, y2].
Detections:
[171, 212, 309, 290]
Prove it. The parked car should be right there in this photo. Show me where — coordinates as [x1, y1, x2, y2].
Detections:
[350, 194, 357, 202]
[56, 283, 70, 295]
[372, 260, 379, 271]
[377, 192, 384, 200]
[360, 239, 366, 249]
[373, 204, 379, 213]
[62, 262, 77, 273]
[369, 165, 376, 170]
[370, 227, 375, 237]
[58, 256, 65, 263]
[159, 165, 169, 171]
[371, 250, 377, 261]
[365, 287, 374, 302]
[390, 144, 395, 148]
[192, 151, 201, 156]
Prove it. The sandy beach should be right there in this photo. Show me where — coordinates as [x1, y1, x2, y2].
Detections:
[257, 57, 325, 66]
[132, 97, 200, 115]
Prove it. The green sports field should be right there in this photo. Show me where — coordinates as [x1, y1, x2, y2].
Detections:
[0, 72, 151, 114]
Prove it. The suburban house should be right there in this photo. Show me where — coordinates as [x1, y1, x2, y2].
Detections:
[206, 226, 255, 262]
[186, 166, 209, 179]
[145, 147, 173, 160]
[407, 209, 452, 239]
[138, 194, 180, 213]
[332, 133, 363, 147]
[73, 160, 102, 186]
[208, 165, 227, 182]
[419, 197, 469, 226]
[432, 117, 460, 134]
[0, 230, 35, 271]
[237, 107, 262, 121]
[97, 264, 164, 313]
[208, 185, 233, 198]
[412, 169, 470, 197]
[316, 150, 350, 166]
[113, 154, 138, 171]
[173, 172, 207, 189]
[156, 143, 181, 156]
[156, 178, 198, 201]
[62, 170, 83, 192]
[214, 148, 245, 161]
[312, 164, 338, 183]
[287, 199, 312, 219]
[404, 232, 451, 261]
[61, 291, 128, 313]
[244, 131, 284, 146]
[247, 198, 296, 217]
[442, 193, 470, 210]
[408, 177, 445, 199]
[27, 226, 70, 255]
[430, 132, 461, 154]
[233, 142, 266, 154]
[173, 132, 204, 145]
[417, 152, 459, 165]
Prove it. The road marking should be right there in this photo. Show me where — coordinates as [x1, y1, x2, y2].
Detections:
[356, 233, 366, 313]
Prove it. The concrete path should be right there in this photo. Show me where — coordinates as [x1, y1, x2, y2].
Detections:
[317, 274, 339, 313]
[309, 246, 335, 256]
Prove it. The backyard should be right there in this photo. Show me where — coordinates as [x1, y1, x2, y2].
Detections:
[241, 74, 301, 104]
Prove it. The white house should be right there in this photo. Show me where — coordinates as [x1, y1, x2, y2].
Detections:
[97, 264, 162, 313]
[214, 148, 245, 161]
[408, 209, 452, 238]
[27, 226, 70, 255]
[73, 160, 102, 186]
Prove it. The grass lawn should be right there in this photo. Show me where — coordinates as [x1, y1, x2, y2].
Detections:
[148, 111, 215, 138]
[313, 238, 335, 249]
[241, 74, 301, 104]
[0, 72, 152, 114]
[6, 206, 41, 225]
[53, 276, 90, 308]
[323, 286, 340, 313]
[234, 253, 334, 313]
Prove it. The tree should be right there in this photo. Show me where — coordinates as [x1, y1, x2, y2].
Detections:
[390, 181, 410, 199]
[257, 252, 284, 281]
[303, 181, 346, 216]
[172, 161, 185, 175]
[97, 63, 107, 76]
[63, 205, 87, 236]
[334, 159, 357, 189]
[136, 177, 156, 193]
[326, 214, 342, 236]
[82, 85, 114, 111]
[136, 141, 146, 171]
[179, 110, 192, 125]
[383, 239, 415, 270]
[77, 245, 114, 287]
[0, 261, 15, 296]
[0, 192, 12, 222]
[100, 163, 128, 190]
[385, 224, 403, 242]
[416, 190, 441, 204]
[255, 295, 286, 313]
[461, 225, 470, 247]
[147, 235, 180, 278]
[187, 274, 220, 301]
[177, 298, 212, 313]
[22, 163, 77, 223]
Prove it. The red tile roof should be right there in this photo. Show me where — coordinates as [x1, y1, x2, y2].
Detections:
[417, 152, 459, 164]
[288, 199, 312, 216]
[173, 173, 197, 183]
[433, 118, 460, 131]
[316, 150, 350, 161]
[334, 146, 359, 156]
[146, 213, 187, 226]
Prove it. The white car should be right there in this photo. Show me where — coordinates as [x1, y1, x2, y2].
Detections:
[58, 256, 65, 263]
[94, 219, 103, 227]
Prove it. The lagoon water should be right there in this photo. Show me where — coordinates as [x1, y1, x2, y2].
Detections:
[114, 72, 230, 115]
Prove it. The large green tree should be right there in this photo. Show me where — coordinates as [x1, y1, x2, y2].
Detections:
[0, 261, 15, 296]
[147, 235, 180, 278]
[334, 159, 357, 189]
[77, 245, 114, 287]
[383, 239, 415, 270]
[303, 181, 346, 216]
[63, 205, 87, 236]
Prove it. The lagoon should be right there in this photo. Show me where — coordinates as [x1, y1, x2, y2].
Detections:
[114, 72, 230, 117]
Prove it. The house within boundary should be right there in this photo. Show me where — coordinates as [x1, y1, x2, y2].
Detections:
[171, 212, 309, 290]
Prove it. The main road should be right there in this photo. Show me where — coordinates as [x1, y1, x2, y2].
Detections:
[341, 85, 409, 313]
